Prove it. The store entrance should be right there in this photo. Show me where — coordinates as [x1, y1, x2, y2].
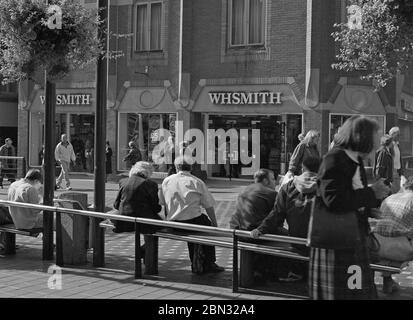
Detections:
[55, 114, 95, 173]
[208, 114, 302, 178]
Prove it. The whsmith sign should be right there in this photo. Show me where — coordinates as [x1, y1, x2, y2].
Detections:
[39, 94, 92, 106]
[208, 91, 282, 105]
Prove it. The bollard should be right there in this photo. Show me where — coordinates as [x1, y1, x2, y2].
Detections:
[57, 192, 89, 265]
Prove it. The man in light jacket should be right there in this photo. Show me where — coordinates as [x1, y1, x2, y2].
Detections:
[389, 127, 404, 193]
[55, 134, 76, 190]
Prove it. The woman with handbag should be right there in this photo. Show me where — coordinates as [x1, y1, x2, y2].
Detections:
[308, 116, 390, 300]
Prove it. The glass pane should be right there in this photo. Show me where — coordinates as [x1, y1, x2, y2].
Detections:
[231, 0, 245, 45]
[136, 5, 148, 51]
[150, 3, 162, 50]
[286, 114, 303, 163]
[249, 0, 263, 44]
[70, 114, 95, 172]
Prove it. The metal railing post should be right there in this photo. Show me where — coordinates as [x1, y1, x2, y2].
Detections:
[232, 231, 239, 293]
[55, 210, 63, 267]
[135, 221, 142, 279]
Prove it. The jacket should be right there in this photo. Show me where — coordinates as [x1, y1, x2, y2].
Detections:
[229, 183, 277, 231]
[113, 175, 162, 234]
[257, 171, 318, 254]
[374, 146, 393, 183]
[288, 142, 320, 175]
[0, 144, 16, 169]
[123, 148, 142, 167]
[318, 147, 379, 237]
[55, 142, 76, 163]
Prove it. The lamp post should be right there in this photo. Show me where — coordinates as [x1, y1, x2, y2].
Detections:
[92, 0, 108, 267]
[42, 0, 56, 261]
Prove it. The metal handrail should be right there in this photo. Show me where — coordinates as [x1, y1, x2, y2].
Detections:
[0, 156, 25, 160]
[0, 199, 308, 243]
[0, 200, 405, 271]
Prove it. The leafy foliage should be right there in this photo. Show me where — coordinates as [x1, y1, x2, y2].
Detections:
[332, 0, 413, 89]
[0, 0, 103, 84]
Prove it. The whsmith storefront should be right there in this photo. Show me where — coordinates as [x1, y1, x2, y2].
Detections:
[190, 78, 309, 179]
[21, 83, 96, 173]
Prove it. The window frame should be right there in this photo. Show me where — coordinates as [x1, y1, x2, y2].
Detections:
[134, 1, 163, 53]
[228, 0, 266, 48]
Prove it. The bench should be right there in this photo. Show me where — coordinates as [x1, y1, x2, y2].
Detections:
[0, 224, 43, 255]
[99, 220, 407, 296]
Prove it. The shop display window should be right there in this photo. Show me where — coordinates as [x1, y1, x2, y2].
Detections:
[118, 113, 176, 172]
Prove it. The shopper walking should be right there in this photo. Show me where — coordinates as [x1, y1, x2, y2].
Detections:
[55, 134, 76, 190]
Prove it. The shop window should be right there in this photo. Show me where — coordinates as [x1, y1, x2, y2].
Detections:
[118, 113, 176, 172]
[228, 0, 265, 48]
[135, 2, 163, 52]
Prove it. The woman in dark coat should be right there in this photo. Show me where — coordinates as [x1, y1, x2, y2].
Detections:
[373, 134, 393, 185]
[309, 116, 390, 300]
[113, 161, 162, 235]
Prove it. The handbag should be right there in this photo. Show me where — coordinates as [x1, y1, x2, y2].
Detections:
[307, 195, 362, 250]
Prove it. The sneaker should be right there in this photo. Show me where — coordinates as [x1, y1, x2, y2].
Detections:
[66, 187, 72, 191]
[205, 263, 225, 273]
[55, 185, 61, 190]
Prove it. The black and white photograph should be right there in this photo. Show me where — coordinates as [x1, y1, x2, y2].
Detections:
[1, 0, 413, 308]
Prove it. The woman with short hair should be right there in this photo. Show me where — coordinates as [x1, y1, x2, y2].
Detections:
[113, 161, 162, 234]
[309, 115, 390, 300]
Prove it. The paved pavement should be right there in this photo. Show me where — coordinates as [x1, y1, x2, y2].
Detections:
[1, 177, 413, 300]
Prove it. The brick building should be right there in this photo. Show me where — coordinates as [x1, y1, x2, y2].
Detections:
[16, 0, 413, 179]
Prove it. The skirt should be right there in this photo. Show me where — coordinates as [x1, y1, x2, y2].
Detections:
[309, 240, 377, 300]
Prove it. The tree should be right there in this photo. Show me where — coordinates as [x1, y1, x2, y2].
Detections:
[332, 0, 413, 89]
[0, 0, 103, 85]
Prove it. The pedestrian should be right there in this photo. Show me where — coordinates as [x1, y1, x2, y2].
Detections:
[229, 168, 277, 283]
[388, 127, 404, 193]
[371, 175, 413, 293]
[282, 130, 320, 185]
[85, 140, 94, 173]
[55, 134, 76, 191]
[0, 138, 17, 188]
[8, 169, 43, 229]
[112, 162, 162, 238]
[229, 169, 277, 231]
[123, 141, 142, 169]
[159, 155, 225, 274]
[308, 115, 389, 300]
[251, 156, 320, 282]
[373, 134, 393, 187]
[105, 141, 112, 182]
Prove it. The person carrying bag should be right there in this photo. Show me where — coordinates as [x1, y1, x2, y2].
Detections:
[307, 116, 389, 300]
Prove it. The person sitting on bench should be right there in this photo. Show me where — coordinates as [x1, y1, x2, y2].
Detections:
[229, 169, 277, 283]
[112, 161, 162, 234]
[371, 175, 413, 293]
[229, 168, 277, 231]
[250, 156, 321, 281]
[159, 155, 225, 275]
[8, 169, 43, 230]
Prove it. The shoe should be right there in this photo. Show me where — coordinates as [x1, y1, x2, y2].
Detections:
[66, 187, 72, 191]
[55, 185, 61, 190]
[278, 272, 303, 282]
[383, 276, 400, 294]
[205, 263, 225, 273]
